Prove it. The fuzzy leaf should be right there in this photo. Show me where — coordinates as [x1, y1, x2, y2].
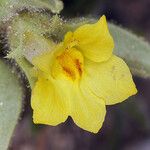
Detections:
[0, 0, 63, 22]
[7, 14, 61, 87]
[0, 59, 23, 150]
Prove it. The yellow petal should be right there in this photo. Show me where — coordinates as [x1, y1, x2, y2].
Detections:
[32, 51, 53, 73]
[70, 87, 106, 133]
[52, 48, 84, 81]
[73, 15, 114, 62]
[64, 31, 78, 48]
[82, 55, 137, 105]
[31, 76, 69, 125]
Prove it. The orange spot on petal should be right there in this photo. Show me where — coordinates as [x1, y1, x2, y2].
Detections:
[75, 59, 82, 76]
[62, 67, 76, 80]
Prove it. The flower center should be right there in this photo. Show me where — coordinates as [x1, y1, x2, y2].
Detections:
[52, 48, 84, 81]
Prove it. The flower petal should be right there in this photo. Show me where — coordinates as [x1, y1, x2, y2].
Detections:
[70, 87, 106, 133]
[31, 76, 69, 125]
[82, 55, 137, 105]
[52, 47, 84, 81]
[74, 15, 114, 62]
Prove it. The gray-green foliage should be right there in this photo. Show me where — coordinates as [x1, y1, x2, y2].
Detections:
[0, 0, 63, 22]
[0, 60, 23, 150]
[0, 1, 63, 149]
[7, 13, 63, 87]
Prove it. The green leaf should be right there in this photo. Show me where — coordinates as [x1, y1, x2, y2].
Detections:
[0, 0, 63, 22]
[0, 59, 23, 150]
[16, 57, 35, 87]
[28, 0, 63, 13]
[7, 14, 60, 87]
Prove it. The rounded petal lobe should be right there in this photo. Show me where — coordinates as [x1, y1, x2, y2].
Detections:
[83, 55, 137, 105]
[74, 15, 114, 62]
[31, 76, 68, 126]
[70, 87, 106, 133]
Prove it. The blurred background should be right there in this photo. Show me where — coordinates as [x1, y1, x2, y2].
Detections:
[9, 0, 150, 150]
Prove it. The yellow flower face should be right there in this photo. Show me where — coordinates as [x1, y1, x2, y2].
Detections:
[31, 15, 137, 133]
[52, 48, 84, 81]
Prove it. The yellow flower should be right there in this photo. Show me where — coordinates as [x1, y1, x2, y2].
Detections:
[31, 15, 137, 133]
